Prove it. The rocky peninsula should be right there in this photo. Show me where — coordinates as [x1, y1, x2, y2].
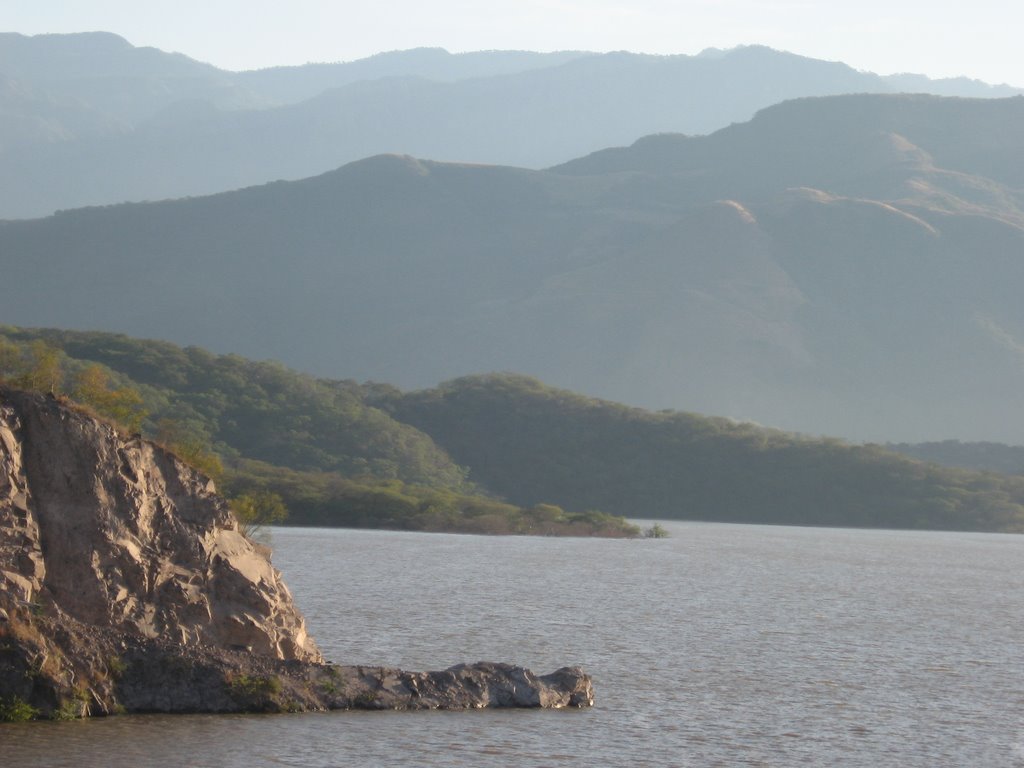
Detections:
[0, 387, 593, 719]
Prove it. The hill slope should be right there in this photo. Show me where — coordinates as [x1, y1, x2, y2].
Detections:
[0, 328, 639, 537]
[1, 94, 1022, 442]
[380, 374, 1024, 532]
[3, 328, 1022, 533]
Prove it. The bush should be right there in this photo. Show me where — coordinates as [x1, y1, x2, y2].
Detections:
[228, 673, 283, 699]
[230, 491, 288, 537]
[0, 696, 39, 723]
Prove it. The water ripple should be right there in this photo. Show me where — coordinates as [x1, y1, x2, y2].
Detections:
[4, 523, 1023, 767]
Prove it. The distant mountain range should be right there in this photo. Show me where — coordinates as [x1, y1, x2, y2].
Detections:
[1, 32, 1021, 219]
[2, 91, 1022, 443]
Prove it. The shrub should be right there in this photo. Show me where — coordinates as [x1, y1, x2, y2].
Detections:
[644, 523, 670, 538]
[0, 696, 39, 723]
[230, 491, 289, 538]
[228, 673, 283, 698]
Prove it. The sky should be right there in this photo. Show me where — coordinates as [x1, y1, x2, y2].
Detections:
[4, 0, 1023, 86]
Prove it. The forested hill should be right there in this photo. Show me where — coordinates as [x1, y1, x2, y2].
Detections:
[0, 327, 638, 537]
[2, 329, 1023, 534]
[0, 327, 465, 487]
[380, 374, 1024, 533]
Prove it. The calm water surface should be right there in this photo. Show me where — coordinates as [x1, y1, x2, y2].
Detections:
[3, 522, 1023, 767]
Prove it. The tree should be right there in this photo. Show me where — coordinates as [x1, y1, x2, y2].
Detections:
[230, 491, 288, 538]
[9, 340, 62, 394]
[72, 364, 147, 433]
[643, 523, 670, 539]
[156, 418, 224, 481]
[0, 337, 21, 381]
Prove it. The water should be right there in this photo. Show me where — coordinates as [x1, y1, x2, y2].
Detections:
[3, 522, 1023, 767]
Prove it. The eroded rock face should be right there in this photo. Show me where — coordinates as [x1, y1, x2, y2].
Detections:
[0, 387, 593, 717]
[0, 403, 43, 606]
[0, 387, 320, 663]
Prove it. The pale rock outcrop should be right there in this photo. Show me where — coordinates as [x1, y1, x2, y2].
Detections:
[0, 387, 319, 662]
[0, 406, 44, 607]
[0, 387, 593, 717]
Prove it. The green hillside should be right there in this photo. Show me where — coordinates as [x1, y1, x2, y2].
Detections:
[0, 325, 464, 487]
[381, 373, 1024, 533]
[0, 328, 638, 538]
[4, 328, 1024, 534]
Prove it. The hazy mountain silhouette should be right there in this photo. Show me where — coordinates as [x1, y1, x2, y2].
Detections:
[886, 440, 1024, 475]
[1, 93, 1021, 443]
[1, 33, 1022, 218]
[235, 47, 590, 104]
[0, 31, 267, 125]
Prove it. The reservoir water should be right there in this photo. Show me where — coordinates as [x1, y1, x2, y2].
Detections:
[3, 522, 1023, 766]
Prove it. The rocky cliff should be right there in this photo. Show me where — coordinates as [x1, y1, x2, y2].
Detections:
[0, 387, 592, 718]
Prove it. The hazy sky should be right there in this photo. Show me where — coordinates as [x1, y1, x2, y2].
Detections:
[6, 0, 1023, 86]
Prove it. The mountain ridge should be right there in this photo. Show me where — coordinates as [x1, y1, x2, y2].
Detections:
[1, 34, 1021, 218]
[1, 93, 1022, 442]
